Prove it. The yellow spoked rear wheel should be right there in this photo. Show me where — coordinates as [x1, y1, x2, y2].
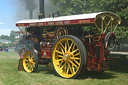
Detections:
[52, 35, 87, 78]
[23, 51, 38, 72]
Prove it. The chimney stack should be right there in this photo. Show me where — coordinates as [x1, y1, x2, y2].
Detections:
[39, 0, 45, 18]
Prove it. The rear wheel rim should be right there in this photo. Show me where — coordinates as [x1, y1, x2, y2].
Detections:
[52, 38, 81, 78]
[23, 51, 36, 72]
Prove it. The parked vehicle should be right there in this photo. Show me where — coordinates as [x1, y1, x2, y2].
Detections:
[16, 12, 121, 78]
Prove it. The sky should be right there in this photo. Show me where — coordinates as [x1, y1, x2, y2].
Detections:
[0, 0, 39, 36]
[0, 0, 57, 36]
[0, 0, 18, 36]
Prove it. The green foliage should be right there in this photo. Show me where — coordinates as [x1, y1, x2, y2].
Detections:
[51, 0, 94, 15]
[51, 0, 128, 39]
[0, 30, 16, 47]
[2, 43, 11, 48]
[45, 0, 58, 17]
[0, 35, 10, 40]
[10, 30, 16, 43]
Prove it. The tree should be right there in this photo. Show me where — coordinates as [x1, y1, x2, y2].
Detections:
[51, 0, 93, 15]
[45, 0, 58, 17]
[10, 30, 16, 44]
[0, 35, 10, 40]
[51, 0, 128, 39]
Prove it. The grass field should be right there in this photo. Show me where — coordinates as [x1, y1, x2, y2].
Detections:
[0, 52, 128, 85]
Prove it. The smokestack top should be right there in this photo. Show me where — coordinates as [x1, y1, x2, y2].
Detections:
[39, 0, 45, 18]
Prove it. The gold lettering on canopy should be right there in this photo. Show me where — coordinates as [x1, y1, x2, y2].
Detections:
[79, 20, 91, 23]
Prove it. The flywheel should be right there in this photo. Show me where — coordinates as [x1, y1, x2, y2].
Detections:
[55, 27, 68, 39]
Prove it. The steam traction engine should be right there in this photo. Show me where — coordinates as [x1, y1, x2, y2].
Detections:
[16, 12, 121, 78]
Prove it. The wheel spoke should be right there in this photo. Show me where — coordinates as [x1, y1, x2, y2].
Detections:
[58, 55, 63, 58]
[25, 59, 29, 62]
[60, 48, 64, 54]
[70, 57, 80, 60]
[74, 60, 80, 66]
[66, 40, 69, 49]
[60, 64, 65, 70]
[68, 60, 78, 68]
[28, 64, 31, 69]
[26, 62, 29, 66]
[66, 66, 69, 74]
[55, 60, 61, 66]
[71, 49, 79, 54]
[59, 43, 65, 50]
[55, 50, 63, 55]
[55, 59, 62, 62]
[31, 61, 35, 64]
[30, 65, 33, 71]
[59, 60, 64, 67]
[32, 58, 35, 61]
[74, 52, 80, 57]
[65, 42, 67, 53]
[67, 62, 73, 74]
[72, 65, 75, 73]
[31, 56, 34, 59]
[30, 53, 34, 59]
[68, 42, 74, 52]
[72, 44, 75, 51]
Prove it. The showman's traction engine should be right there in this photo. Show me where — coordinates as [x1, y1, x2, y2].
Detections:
[16, 12, 121, 78]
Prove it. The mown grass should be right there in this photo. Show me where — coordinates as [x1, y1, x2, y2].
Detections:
[0, 52, 128, 85]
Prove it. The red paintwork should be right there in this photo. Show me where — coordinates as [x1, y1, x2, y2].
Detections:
[41, 48, 51, 59]
[16, 18, 95, 27]
[41, 42, 53, 59]
[86, 34, 109, 71]
[40, 34, 109, 71]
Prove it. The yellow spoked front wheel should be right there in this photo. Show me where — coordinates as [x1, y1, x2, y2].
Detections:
[23, 51, 38, 72]
[52, 35, 87, 78]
